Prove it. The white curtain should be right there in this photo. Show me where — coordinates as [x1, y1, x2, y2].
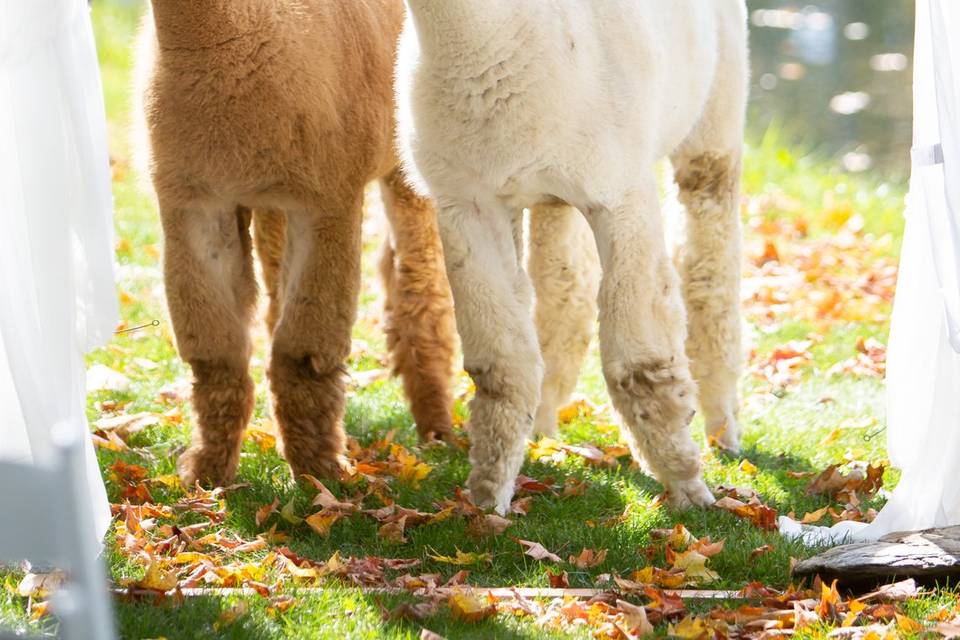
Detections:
[780, 0, 960, 545]
[0, 0, 117, 542]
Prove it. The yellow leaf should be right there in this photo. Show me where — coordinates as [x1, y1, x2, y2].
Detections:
[391, 444, 432, 484]
[819, 428, 842, 446]
[823, 203, 855, 231]
[557, 397, 595, 424]
[428, 549, 492, 566]
[896, 613, 923, 634]
[29, 601, 51, 621]
[671, 550, 719, 585]
[801, 507, 831, 524]
[138, 561, 178, 592]
[448, 589, 497, 623]
[739, 459, 759, 476]
[173, 552, 212, 565]
[305, 511, 342, 537]
[214, 601, 249, 630]
[528, 437, 565, 462]
[668, 616, 710, 640]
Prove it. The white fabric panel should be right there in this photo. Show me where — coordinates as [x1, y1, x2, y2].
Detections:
[0, 0, 117, 543]
[780, 0, 960, 544]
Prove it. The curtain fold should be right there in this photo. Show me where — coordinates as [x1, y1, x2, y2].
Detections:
[780, 0, 960, 545]
[0, 0, 117, 543]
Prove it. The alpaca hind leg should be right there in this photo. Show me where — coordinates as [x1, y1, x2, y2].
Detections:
[529, 203, 600, 437]
[670, 41, 747, 453]
[253, 210, 286, 335]
[379, 168, 457, 442]
[440, 202, 542, 514]
[268, 199, 362, 481]
[161, 203, 258, 487]
[586, 180, 713, 509]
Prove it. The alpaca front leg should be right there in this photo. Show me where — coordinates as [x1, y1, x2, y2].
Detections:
[440, 203, 543, 514]
[671, 151, 744, 453]
[529, 203, 600, 436]
[379, 169, 457, 442]
[588, 184, 714, 509]
[268, 202, 362, 481]
[161, 204, 258, 487]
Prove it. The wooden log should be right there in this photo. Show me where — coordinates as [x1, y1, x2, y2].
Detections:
[793, 526, 960, 587]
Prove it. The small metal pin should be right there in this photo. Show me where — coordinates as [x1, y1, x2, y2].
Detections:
[863, 426, 887, 442]
[114, 320, 160, 334]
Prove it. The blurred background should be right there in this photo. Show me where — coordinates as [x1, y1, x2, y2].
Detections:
[748, 0, 914, 178]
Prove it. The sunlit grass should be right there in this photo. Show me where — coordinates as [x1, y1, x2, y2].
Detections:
[0, 3, 924, 639]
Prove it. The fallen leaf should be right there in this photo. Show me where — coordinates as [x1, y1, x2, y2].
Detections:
[428, 550, 492, 566]
[280, 498, 302, 525]
[305, 511, 342, 537]
[467, 514, 513, 537]
[569, 548, 608, 569]
[548, 569, 570, 588]
[256, 497, 280, 527]
[214, 601, 249, 629]
[517, 539, 562, 563]
[739, 459, 760, 476]
[448, 589, 497, 623]
[87, 364, 131, 392]
[617, 600, 655, 637]
[379, 516, 408, 544]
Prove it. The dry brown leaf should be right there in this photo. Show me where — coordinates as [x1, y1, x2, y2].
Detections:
[569, 548, 608, 569]
[255, 497, 280, 527]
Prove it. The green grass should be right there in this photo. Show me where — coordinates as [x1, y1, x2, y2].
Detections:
[0, 3, 930, 639]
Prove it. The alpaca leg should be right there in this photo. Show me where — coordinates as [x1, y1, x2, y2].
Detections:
[670, 151, 743, 452]
[161, 203, 258, 487]
[268, 199, 363, 480]
[440, 202, 542, 514]
[379, 169, 457, 442]
[529, 203, 600, 437]
[587, 180, 714, 509]
[253, 210, 287, 336]
[670, 45, 747, 453]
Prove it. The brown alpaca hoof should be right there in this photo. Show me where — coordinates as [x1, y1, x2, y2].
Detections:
[177, 445, 240, 488]
[287, 453, 350, 483]
[416, 422, 454, 444]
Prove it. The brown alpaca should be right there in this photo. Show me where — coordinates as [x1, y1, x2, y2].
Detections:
[136, 0, 456, 486]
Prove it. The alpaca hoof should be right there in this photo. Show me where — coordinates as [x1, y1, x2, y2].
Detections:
[706, 417, 741, 454]
[664, 476, 716, 510]
[416, 422, 454, 445]
[532, 408, 560, 438]
[177, 445, 239, 488]
[468, 473, 514, 516]
[288, 454, 349, 483]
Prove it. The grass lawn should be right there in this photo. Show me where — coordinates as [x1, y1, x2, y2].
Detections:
[4, 3, 956, 639]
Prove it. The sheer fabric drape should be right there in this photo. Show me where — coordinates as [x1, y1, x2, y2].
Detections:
[780, 0, 960, 544]
[0, 0, 117, 542]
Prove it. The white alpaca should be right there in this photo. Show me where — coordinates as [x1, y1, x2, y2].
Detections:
[398, 0, 748, 513]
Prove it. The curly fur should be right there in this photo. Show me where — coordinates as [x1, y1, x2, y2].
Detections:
[399, 0, 748, 512]
[138, 0, 456, 487]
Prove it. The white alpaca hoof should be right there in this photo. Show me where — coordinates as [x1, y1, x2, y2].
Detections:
[706, 417, 741, 454]
[468, 473, 516, 516]
[532, 408, 560, 438]
[665, 476, 715, 509]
